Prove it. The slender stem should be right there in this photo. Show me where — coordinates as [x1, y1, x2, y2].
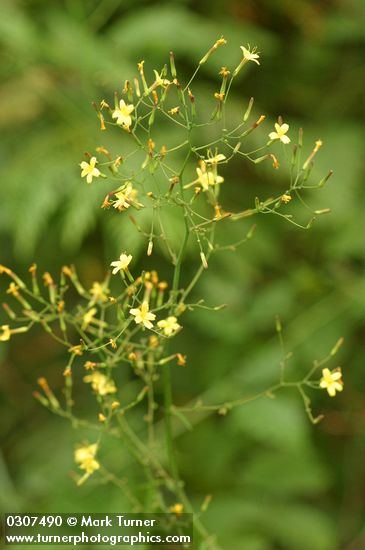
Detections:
[179, 226, 216, 305]
[162, 365, 218, 546]
[161, 144, 218, 546]
[171, 150, 192, 301]
[146, 352, 156, 449]
[184, 64, 201, 92]
[171, 220, 189, 300]
[162, 366, 179, 479]
[99, 466, 143, 511]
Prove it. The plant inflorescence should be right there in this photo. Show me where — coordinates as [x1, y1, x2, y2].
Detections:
[0, 37, 343, 548]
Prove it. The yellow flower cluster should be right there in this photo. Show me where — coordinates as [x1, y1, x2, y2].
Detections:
[82, 308, 97, 330]
[185, 157, 225, 192]
[109, 255, 183, 334]
[74, 443, 100, 485]
[113, 182, 140, 211]
[83, 371, 117, 396]
[89, 282, 109, 303]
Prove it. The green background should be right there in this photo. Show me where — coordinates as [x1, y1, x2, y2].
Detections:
[1, 1, 365, 548]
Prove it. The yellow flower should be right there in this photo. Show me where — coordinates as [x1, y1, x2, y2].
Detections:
[269, 123, 291, 144]
[82, 307, 97, 330]
[7, 282, 20, 296]
[130, 301, 156, 329]
[0, 325, 11, 342]
[315, 139, 323, 151]
[83, 371, 117, 396]
[281, 194, 292, 204]
[110, 253, 132, 275]
[214, 37, 227, 49]
[320, 368, 344, 397]
[214, 92, 225, 101]
[43, 272, 54, 287]
[152, 70, 171, 88]
[90, 282, 109, 303]
[109, 338, 117, 349]
[205, 153, 226, 164]
[80, 157, 101, 184]
[0, 264, 11, 275]
[112, 99, 134, 129]
[219, 66, 230, 77]
[113, 183, 139, 211]
[74, 443, 100, 485]
[185, 161, 224, 191]
[157, 316, 181, 336]
[197, 162, 224, 190]
[170, 503, 184, 515]
[69, 344, 83, 356]
[176, 353, 186, 366]
[240, 46, 260, 65]
[0, 324, 28, 342]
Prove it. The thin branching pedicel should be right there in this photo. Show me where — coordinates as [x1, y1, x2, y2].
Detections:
[0, 38, 342, 549]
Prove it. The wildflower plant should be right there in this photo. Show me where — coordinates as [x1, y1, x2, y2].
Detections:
[0, 38, 343, 547]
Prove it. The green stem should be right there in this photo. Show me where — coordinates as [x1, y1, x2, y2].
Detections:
[170, 149, 192, 302]
[162, 149, 218, 546]
[179, 227, 215, 306]
[162, 366, 218, 546]
[171, 220, 189, 300]
[162, 366, 179, 480]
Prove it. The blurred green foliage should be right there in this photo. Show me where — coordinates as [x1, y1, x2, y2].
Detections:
[1, 0, 365, 548]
